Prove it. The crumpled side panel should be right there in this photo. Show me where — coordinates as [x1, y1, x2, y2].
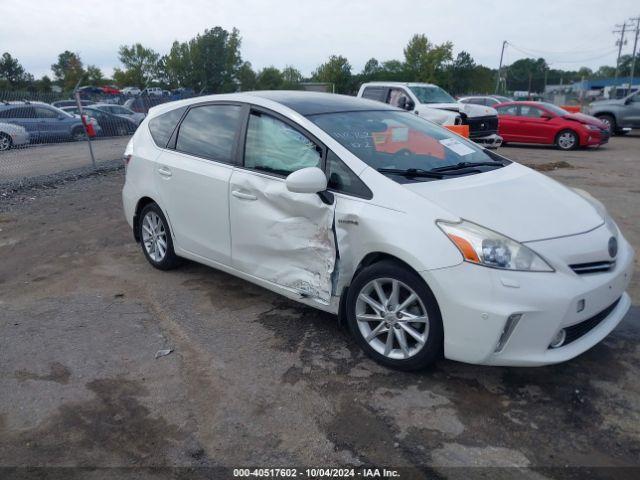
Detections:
[230, 171, 336, 304]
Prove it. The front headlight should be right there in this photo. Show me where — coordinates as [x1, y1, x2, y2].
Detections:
[585, 124, 600, 131]
[437, 220, 554, 272]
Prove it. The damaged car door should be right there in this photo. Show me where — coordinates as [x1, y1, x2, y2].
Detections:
[229, 109, 336, 304]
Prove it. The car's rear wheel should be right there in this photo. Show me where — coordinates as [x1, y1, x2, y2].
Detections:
[138, 203, 181, 270]
[0, 133, 12, 151]
[346, 261, 443, 371]
[556, 130, 578, 150]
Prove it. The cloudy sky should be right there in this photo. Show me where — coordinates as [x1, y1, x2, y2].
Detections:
[1, 0, 638, 78]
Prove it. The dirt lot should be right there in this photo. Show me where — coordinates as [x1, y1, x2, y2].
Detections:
[0, 134, 639, 479]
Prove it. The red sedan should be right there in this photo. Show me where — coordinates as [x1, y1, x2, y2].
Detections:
[494, 101, 609, 150]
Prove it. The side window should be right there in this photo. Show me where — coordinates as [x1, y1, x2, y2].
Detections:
[244, 112, 321, 176]
[148, 106, 186, 148]
[361, 87, 387, 102]
[0, 109, 14, 118]
[326, 150, 372, 199]
[387, 88, 410, 108]
[486, 98, 499, 106]
[519, 106, 542, 118]
[176, 105, 241, 161]
[35, 107, 59, 119]
[496, 105, 517, 116]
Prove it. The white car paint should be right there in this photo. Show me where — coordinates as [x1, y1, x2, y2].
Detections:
[122, 92, 634, 367]
[0, 122, 29, 149]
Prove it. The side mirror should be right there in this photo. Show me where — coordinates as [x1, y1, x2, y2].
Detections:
[405, 99, 415, 111]
[285, 167, 327, 194]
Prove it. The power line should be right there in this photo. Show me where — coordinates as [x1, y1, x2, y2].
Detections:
[507, 43, 618, 64]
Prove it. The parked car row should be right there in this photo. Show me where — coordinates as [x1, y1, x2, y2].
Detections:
[0, 99, 141, 149]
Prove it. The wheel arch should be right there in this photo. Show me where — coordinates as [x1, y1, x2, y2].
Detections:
[133, 196, 159, 242]
[337, 251, 432, 327]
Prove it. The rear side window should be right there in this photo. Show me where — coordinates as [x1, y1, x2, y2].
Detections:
[361, 87, 387, 102]
[148, 107, 186, 148]
[176, 104, 242, 162]
[326, 151, 372, 199]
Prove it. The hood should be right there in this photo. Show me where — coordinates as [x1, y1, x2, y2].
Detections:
[403, 163, 604, 242]
[589, 98, 624, 107]
[563, 112, 607, 128]
[421, 102, 497, 118]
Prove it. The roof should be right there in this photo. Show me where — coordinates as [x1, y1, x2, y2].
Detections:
[245, 90, 398, 116]
[360, 81, 437, 88]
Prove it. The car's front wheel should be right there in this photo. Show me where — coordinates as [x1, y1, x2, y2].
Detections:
[556, 130, 579, 150]
[346, 261, 443, 371]
[138, 203, 181, 270]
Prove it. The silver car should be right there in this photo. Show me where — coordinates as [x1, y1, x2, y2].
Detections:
[0, 122, 29, 151]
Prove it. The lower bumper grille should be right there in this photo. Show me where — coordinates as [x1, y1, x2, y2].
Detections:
[570, 260, 615, 274]
[562, 297, 621, 346]
[464, 115, 499, 138]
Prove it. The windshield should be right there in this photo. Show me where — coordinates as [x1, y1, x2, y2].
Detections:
[540, 103, 568, 116]
[310, 110, 506, 182]
[408, 86, 456, 104]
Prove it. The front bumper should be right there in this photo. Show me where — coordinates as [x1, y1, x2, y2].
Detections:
[10, 130, 29, 147]
[473, 133, 503, 148]
[422, 231, 634, 366]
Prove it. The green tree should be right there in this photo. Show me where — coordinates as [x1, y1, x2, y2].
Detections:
[281, 66, 302, 89]
[237, 61, 257, 91]
[113, 43, 160, 87]
[86, 65, 105, 85]
[505, 57, 548, 92]
[361, 57, 382, 82]
[256, 66, 283, 90]
[403, 34, 453, 83]
[378, 60, 405, 81]
[0, 52, 29, 88]
[312, 55, 352, 93]
[594, 65, 616, 78]
[51, 50, 84, 90]
[447, 51, 476, 94]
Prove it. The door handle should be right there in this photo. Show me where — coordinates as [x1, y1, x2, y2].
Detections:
[232, 190, 257, 201]
[157, 166, 172, 177]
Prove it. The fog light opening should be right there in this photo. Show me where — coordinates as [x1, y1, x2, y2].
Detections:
[549, 329, 566, 349]
[495, 313, 522, 353]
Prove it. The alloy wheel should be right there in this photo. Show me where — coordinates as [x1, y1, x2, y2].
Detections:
[355, 278, 429, 360]
[0, 135, 10, 151]
[557, 132, 576, 150]
[141, 211, 168, 262]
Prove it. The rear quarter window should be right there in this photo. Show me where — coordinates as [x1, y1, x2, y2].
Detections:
[148, 107, 186, 148]
[361, 87, 387, 103]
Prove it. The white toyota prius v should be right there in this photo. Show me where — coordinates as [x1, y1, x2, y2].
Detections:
[122, 91, 634, 370]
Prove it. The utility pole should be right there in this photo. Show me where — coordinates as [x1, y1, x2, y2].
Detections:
[613, 23, 630, 84]
[495, 40, 507, 94]
[628, 16, 640, 96]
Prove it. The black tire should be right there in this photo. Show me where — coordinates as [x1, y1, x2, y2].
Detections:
[555, 129, 579, 151]
[138, 203, 181, 270]
[596, 114, 616, 133]
[71, 127, 86, 141]
[0, 133, 12, 151]
[345, 260, 444, 371]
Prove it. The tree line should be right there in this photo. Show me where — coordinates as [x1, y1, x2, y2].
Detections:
[1, 26, 638, 95]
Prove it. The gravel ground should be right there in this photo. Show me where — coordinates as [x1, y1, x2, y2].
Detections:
[0, 133, 639, 479]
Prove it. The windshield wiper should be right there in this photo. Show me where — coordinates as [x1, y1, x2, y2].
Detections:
[377, 168, 443, 179]
[430, 161, 504, 173]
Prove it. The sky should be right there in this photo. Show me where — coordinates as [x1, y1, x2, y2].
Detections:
[1, 0, 638, 79]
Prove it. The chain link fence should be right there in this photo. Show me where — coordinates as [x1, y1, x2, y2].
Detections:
[0, 88, 195, 184]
